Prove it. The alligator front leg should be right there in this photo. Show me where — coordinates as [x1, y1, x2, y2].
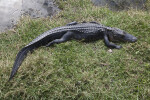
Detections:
[104, 34, 122, 49]
[46, 31, 74, 47]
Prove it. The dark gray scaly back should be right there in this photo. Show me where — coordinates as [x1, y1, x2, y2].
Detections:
[25, 23, 107, 47]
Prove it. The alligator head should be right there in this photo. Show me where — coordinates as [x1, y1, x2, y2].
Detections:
[107, 27, 137, 42]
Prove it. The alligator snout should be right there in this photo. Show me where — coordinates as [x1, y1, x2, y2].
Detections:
[123, 33, 137, 42]
[131, 37, 137, 42]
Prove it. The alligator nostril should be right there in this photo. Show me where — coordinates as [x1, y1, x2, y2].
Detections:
[132, 37, 137, 42]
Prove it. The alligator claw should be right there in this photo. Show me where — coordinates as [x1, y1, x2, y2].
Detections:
[115, 45, 122, 49]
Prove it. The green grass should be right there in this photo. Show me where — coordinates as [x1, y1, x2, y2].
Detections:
[0, 0, 150, 99]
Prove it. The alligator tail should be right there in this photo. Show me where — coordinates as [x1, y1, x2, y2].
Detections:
[9, 46, 35, 81]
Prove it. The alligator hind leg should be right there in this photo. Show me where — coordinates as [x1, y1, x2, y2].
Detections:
[104, 34, 122, 49]
[89, 21, 99, 24]
[46, 31, 75, 47]
[66, 21, 78, 26]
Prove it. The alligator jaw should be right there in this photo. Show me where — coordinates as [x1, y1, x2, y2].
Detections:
[123, 33, 137, 42]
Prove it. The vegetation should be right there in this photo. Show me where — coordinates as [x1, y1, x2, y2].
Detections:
[0, 0, 150, 99]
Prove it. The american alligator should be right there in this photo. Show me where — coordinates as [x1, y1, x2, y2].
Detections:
[9, 21, 137, 81]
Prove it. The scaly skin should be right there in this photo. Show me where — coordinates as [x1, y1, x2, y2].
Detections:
[9, 21, 137, 81]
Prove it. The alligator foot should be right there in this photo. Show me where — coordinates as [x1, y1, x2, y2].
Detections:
[115, 45, 122, 49]
[104, 34, 122, 49]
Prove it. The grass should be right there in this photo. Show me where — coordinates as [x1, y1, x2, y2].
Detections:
[0, 0, 150, 99]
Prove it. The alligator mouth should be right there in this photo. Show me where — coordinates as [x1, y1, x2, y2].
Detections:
[129, 37, 137, 42]
[123, 33, 137, 42]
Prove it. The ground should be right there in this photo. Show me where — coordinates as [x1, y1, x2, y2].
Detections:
[0, 0, 59, 33]
[0, 0, 150, 99]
